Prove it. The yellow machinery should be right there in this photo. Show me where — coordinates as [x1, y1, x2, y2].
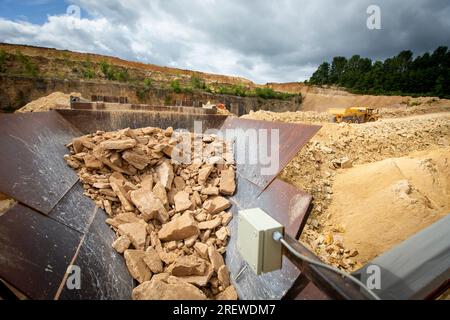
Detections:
[328, 107, 379, 123]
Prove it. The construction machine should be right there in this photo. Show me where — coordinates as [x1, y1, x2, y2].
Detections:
[328, 107, 379, 123]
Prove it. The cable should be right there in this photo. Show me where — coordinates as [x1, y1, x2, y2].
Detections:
[272, 231, 381, 300]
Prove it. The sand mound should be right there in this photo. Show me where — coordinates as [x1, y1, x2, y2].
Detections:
[16, 92, 81, 113]
[0, 193, 15, 215]
[325, 148, 450, 266]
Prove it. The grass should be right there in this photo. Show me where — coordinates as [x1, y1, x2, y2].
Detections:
[0, 49, 6, 72]
[15, 50, 39, 77]
[217, 84, 298, 100]
[100, 60, 129, 82]
[136, 78, 154, 101]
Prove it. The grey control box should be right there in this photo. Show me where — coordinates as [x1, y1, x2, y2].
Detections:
[237, 208, 284, 275]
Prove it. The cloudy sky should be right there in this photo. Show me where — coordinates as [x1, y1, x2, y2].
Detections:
[0, 0, 449, 83]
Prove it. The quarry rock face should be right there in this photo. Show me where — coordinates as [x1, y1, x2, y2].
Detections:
[64, 126, 237, 300]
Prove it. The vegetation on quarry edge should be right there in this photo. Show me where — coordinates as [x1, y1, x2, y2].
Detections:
[307, 46, 450, 99]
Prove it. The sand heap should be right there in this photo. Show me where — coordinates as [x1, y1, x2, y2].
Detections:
[0, 193, 15, 215]
[64, 126, 238, 300]
[244, 110, 450, 271]
[16, 92, 81, 113]
[324, 148, 450, 265]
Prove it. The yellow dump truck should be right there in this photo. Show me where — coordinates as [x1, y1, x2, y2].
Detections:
[328, 107, 379, 123]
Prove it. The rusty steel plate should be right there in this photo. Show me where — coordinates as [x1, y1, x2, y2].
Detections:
[48, 181, 98, 234]
[0, 111, 82, 214]
[59, 206, 134, 300]
[225, 177, 314, 299]
[226, 178, 303, 300]
[0, 203, 82, 299]
[255, 178, 312, 238]
[220, 117, 321, 190]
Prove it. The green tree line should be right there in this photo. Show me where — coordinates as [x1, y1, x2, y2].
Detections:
[307, 46, 450, 98]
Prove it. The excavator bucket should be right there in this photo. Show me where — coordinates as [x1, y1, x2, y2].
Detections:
[0, 103, 321, 300]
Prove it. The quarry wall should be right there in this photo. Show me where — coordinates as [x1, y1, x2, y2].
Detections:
[0, 74, 302, 115]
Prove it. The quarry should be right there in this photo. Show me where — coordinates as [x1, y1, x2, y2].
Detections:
[0, 44, 449, 301]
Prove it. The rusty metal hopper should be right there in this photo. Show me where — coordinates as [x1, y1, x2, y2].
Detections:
[0, 104, 327, 300]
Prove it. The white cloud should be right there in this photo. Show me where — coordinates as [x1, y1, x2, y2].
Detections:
[0, 0, 449, 83]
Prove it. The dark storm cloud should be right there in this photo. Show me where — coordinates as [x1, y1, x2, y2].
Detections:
[0, 0, 449, 82]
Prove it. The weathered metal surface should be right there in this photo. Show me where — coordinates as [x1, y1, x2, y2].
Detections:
[294, 281, 331, 300]
[226, 181, 302, 300]
[225, 176, 314, 300]
[71, 101, 217, 114]
[0, 109, 322, 300]
[59, 207, 134, 300]
[0, 203, 82, 300]
[0, 111, 82, 214]
[48, 181, 98, 234]
[220, 117, 321, 190]
[56, 109, 228, 134]
[255, 178, 312, 238]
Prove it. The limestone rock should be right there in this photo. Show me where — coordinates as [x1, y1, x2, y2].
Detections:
[198, 165, 213, 185]
[173, 176, 186, 191]
[167, 255, 208, 277]
[340, 157, 353, 169]
[112, 235, 131, 254]
[198, 217, 222, 230]
[178, 263, 214, 287]
[174, 191, 193, 212]
[219, 168, 236, 196]
[217, 265, 230, 288]
[203, 197, 231, 215]
[110, 181, 134, 211]
[215, 285, 238, 300]
[158, 212, 199, 242]
[118, 222, 147, 250]
[184, 234, 198, 248]
[122, 151, 150, 170]
[221, 212, 233, 226]
[132, 276, 206, 300]
[144, 247, 164, 274]
[216, 226, 229, 241]
[156, 161, 174, 190]
[201, 186, 219, 196]
[208, 246, 225, 272]
[83, 154, 103, 169]
[105, 212, 140, 228]
[124, 249, 152, 284]
[193, 242, 209, 260]
[153, 182, 168, 205]
[130, 188, 168, 223]
[100, 138, 137, 150]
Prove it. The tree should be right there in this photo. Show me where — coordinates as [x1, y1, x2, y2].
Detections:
[329, 56, 347, 84]
[307, 46, 450, 98]
[309, 62, 330, 85]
